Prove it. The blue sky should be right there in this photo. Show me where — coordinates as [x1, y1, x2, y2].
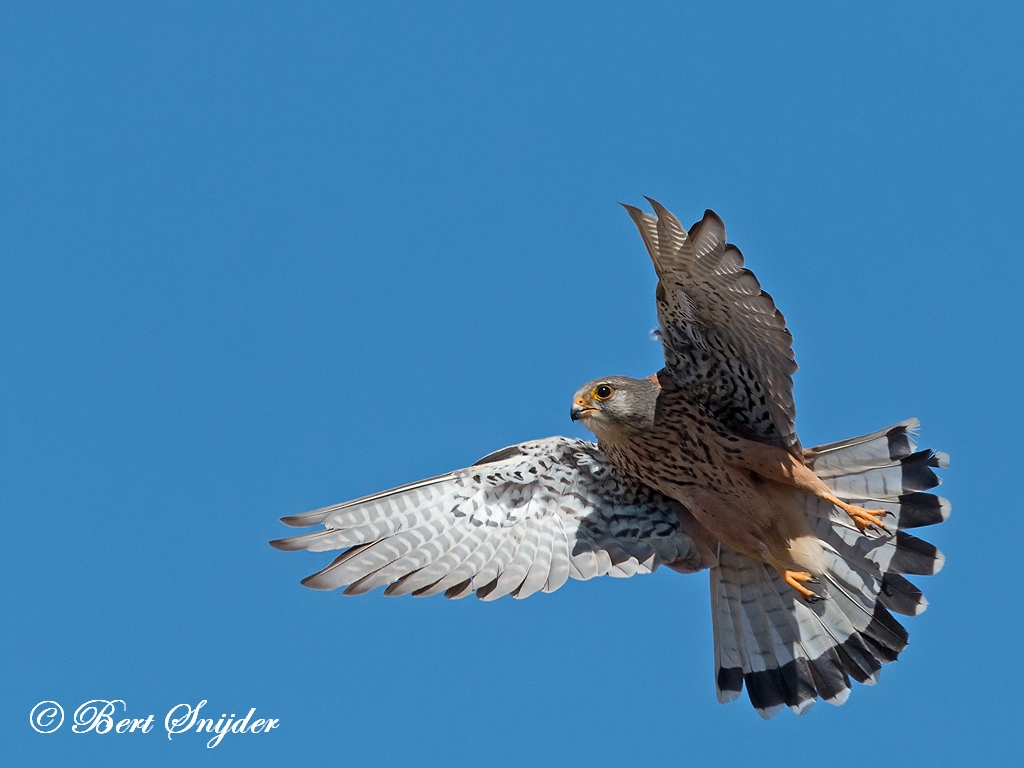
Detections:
[2, 2, 1022, 766]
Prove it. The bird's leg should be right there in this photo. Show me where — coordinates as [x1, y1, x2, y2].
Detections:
[719, 434, 891, 533]
[776, 568, 822, 602]
[823, 495, 889, 533]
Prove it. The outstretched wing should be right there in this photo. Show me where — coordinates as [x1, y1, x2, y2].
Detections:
[623, 200, 800, 452]
[271, 437, 712, 600]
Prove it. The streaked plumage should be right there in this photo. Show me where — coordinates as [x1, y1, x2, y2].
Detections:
[272, 200, 948, 718]
[623, 201, 799, 451]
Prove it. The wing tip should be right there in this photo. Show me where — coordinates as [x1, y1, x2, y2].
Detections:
[280, 509, 330, 528]
[701, 208, 724, 227]
[644, 196, 672, 221]
[300, 572, 340, 591]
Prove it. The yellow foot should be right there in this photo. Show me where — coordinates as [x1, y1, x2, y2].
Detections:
[840, 502, 890, 533]
[779, 569, 822, 602]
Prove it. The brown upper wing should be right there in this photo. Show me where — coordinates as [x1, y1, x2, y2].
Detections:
[623, 199, 800, 452]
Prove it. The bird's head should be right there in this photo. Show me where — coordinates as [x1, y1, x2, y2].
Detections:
[570, 375, 660, 440]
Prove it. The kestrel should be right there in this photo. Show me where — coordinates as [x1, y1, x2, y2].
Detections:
[271, 200, 948, 718]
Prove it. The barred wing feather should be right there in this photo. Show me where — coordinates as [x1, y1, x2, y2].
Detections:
[271, 437, 712, 599]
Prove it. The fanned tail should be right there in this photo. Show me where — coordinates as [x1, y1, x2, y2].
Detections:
[710, 419, 948, 718]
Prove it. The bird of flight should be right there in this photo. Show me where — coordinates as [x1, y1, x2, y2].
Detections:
[271, 200, 948, 718]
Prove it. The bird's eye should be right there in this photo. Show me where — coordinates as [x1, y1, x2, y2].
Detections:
[593, 385, 614, 401]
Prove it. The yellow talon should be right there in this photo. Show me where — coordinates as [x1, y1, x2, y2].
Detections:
[842, 503, 889, 533]
[780, 569, 820, 602]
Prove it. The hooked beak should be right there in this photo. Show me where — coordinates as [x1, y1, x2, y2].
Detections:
[570, 401, 595, 422]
